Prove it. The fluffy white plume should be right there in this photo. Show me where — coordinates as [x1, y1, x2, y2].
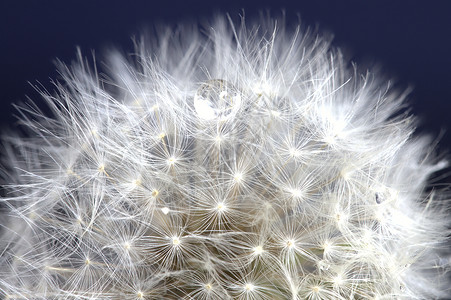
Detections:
[1, 13, 450, 299]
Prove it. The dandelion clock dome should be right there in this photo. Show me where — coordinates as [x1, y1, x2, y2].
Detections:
[0, 13, 450, 299]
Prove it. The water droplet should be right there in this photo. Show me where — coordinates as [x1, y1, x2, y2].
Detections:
[375, 192, 383, 204]
[194, 79, 241, 120]
[318, 260, 330, 270]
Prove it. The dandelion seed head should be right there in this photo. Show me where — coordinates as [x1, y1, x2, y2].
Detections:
[0, 12, 449, 300]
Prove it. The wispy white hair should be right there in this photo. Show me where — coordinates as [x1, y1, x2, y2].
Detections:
[1, 12, 450, 299]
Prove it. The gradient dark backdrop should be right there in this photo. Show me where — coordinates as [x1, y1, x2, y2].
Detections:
[0, 0, 451, 294]
[1, 0, 451, 168]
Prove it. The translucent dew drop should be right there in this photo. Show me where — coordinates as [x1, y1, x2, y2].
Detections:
[194, 79, 241, 121]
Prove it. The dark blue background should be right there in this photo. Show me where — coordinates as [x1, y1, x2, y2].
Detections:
[1, 0, 451, 155]
[0, 0, 450, 291]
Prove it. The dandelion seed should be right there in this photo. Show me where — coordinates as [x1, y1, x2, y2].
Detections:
[340, 167, 353, 180]
[290, 188, 303, 200]
[253, 245, 264, 255]
[252, 82, 273, 97]
[133, 98, 142, 106]
[233, 172, 243, 183]
[333, 275, 343, 286]
[270, 110, 281, 118]
[286, 239, 295, 249]
[172, 236, 180, 246]
[167, 157, 177, 166]
[323, 133, 337, 146]
[244, 283, 255, 292]
[90, 128, 99, 137]
[289, 147, 301, 158]
[216, 202, 226, 212]
[98, 164, 105, 172]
